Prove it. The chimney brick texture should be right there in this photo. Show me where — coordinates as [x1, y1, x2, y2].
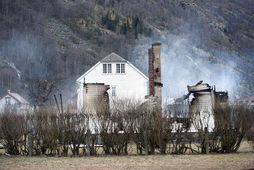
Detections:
[148, 43, 163, 100]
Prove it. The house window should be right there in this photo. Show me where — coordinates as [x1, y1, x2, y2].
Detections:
[103, 64, 112, 73]
[116, 63, 125, 73]
[5, 97, 11, 105]
[108, 64, 112, 73]
[112, 86, 116, 97]
[116, 64, 120, 73]
[103, 64, 107, 73]
[121, 64, 125, 73]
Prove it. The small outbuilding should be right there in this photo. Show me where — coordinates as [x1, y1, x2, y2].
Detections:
[0, 90, 30, 114]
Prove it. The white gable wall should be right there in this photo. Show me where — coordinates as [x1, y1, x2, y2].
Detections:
[0, 94, 30, 114]
[0, 94, 17, 113]
[77, 62, 148, 111]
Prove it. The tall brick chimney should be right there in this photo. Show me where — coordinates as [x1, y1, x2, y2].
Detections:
[148, 43, 163, 103]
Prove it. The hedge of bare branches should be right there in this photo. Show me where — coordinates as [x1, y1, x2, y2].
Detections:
[0, 101, 253, 156]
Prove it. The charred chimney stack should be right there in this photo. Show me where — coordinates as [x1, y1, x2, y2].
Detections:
[148, 43, 163, 103]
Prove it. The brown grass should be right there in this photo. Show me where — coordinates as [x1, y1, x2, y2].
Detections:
[0, 153, 253, 170]
[0, 141, 253, 170]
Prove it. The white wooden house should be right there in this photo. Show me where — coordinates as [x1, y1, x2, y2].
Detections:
[76, 52, 149, 111]
[0, 90, 30, 114]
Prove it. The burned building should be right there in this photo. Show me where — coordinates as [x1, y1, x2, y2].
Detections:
[167, 97, 189, 118]
[187, 81, 228, 132]
[83, 83, 110, 115]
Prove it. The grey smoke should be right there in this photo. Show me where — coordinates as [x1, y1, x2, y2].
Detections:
[0, 31, 56, 79]
[131, 34, 241, 102]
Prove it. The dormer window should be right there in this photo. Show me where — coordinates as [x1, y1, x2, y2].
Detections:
[103, 64, 112, 73]
[116, 64, 125, 73]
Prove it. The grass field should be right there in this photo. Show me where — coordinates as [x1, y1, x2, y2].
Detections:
[0, 141, 253, 170]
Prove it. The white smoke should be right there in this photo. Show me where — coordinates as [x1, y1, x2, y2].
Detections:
[0, 31, 55, 79]
[5, 61, 21, 79]
[131, 34, 241, 102]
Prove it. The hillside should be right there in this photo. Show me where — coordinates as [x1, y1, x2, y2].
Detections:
[0, 0, 253, 100]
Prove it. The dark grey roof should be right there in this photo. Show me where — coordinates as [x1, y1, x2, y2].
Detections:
[100, 52, 127, 63]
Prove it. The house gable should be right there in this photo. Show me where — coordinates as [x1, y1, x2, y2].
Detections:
[0, 93, 29, 105]
[8, 92, 29, 104]
[77, 61, 101, 83]
[0, 94, 19, 103]
[127, 61, 148, 80]
[77, 53, 148, 83]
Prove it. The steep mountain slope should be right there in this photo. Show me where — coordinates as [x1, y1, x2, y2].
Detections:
[0, 0, 253, 99]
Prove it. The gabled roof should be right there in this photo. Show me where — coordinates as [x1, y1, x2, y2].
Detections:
[8, 92, 29, 104]
[100, 52, 127, 63]
[77, 61, 101, 82]
[77, 52, 148, 83]
[127, 61, 148, 80]
[0, 91, 29, 104]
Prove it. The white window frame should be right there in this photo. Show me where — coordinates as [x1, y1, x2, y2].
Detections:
[5, 97, 11, 105]
[112, 86, 116, 97]
[103, 63, 112, 74]
[116, 64, 120, 73]
[108, 64, 112, 73]
[103, 64, 107, 73]
[116, 63, 125, 73]
[121, 64, 125, 73]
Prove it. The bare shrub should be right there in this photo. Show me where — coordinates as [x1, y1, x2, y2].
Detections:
[29, 109, 90, 156]
[66, 113, 88, 156]
[167, 109, 191, 154]
[55, 113, 71, 156]
[132, 98, 171, 155]
[0, 113, 26, 155]
[246, 107, 254, 149]
[30, 109, 59, 155]
[246, 125, 254, 149]
[98, 99, 137, 155]
[211, 104, 253, 153]
[0, 99, 252, 157]
[190, 110, 212, 154]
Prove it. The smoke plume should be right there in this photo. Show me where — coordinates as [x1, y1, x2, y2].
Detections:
[131, 33, 241, 102]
